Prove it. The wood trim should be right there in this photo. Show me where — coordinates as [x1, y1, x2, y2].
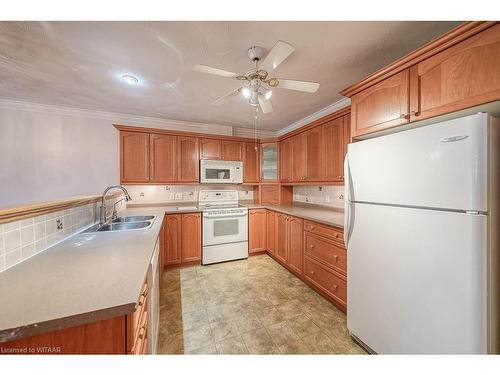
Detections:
[113, 124, 257, 143]
[277, 107, 351, 141]
[0, 193, 120, 225]
[340, 21, 498, 97]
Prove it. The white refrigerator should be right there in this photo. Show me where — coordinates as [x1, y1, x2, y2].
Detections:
[344, 113, 499, 354]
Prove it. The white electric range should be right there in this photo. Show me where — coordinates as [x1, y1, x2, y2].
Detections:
[199, 190, 248, 265]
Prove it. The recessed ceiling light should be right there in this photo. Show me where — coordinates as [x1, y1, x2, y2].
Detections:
[122, 74, 139, 85]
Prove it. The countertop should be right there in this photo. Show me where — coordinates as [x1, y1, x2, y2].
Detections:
[0, 207, 165, 343]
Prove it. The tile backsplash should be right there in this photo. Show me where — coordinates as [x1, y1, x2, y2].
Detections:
[293, 185, 345, 209]
[0, 196, 125, 273]
[124, 185, 254, 204]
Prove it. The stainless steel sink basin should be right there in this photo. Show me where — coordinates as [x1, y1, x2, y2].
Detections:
[97, 221, 151, 231]
[112, 215, 155, 223]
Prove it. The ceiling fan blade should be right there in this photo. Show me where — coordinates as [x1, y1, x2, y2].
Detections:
[194, 64, 239, 78]
[276, 79, 320, 93]
[210, 88, 241, 106]
[259, 41, 295, 75]
[258, 95, 273, 114]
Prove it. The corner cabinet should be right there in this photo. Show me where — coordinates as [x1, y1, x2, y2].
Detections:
[120, 131, 150, 183]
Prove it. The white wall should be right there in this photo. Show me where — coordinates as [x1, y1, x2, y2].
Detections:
[0, 107, 119, 207]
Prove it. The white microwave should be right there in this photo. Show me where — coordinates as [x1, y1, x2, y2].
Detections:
[200, 160, 243, 184]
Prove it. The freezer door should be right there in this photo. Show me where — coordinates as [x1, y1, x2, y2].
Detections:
[347, 113, 488, 212]
[347, 203, 487, 354]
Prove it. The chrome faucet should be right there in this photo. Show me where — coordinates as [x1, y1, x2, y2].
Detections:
[100, 185, 132, 224]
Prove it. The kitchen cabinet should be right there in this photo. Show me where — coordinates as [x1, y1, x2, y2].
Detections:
[266, 210, 276, 254]
[304, 127, 323, 181]
[249, 209, 267, 254]
[150, 134, 177, 182]
[164, 214, 181, 266]
[291, 134, 306, 181]
[279, 139, 292, 181]
[243, 142, 259, 183]
[222, 140, 243, 161]
[275, 213, 288, 264]
[304, 256, 347, 309]
[260, 184, 280, 205]
[200, 138, 222, 160]
[322, 117, 345, 182]
[127, 279, 149, 354]
[120, 131, 150, 183]
[180, 213, 202, 263]
[177, 136, 200, 182]
[409, 23, 500, 122]
[164, 213, 201, 265]
[287, 216, 304, 275]
[261, 142, 279, 181]
[350, 69, 410, 138]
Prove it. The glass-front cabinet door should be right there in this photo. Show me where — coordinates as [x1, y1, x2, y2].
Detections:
[261, 143, 279, 181]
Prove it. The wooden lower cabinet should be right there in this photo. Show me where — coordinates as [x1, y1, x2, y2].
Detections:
[275, 213, 288, 264]
[266, 210, 277, 254]
[249, 209, 267, 254]
[287, 216, 304, 275]
[163, 213, 201, 267]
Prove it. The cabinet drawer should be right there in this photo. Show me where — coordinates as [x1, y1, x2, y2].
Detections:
[131, 283, 148, 347]
[304, 220, 343, 244]
[304, 232, 346, 275]
[131, 310, 148, 355]
[304, 257, 346, 305]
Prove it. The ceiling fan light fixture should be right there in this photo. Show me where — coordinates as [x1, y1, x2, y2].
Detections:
[241, 87, 250, 98]
[121, 74, 139, 85]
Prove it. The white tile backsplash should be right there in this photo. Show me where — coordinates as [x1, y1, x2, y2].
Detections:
[0, 195, 123, 273]
[293, 185, 345, 209]
[124, 184, 254, 204]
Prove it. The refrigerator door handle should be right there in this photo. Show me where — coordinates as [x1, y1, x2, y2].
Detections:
[344, 155, 351, 246]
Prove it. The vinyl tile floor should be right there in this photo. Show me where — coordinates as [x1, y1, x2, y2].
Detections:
[158, 254, 366, 355]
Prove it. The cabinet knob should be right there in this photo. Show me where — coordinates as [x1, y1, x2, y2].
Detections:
[333, 284, 338, 290]
[334, 233, 338, 238]
[334, 255, 339, 261]
[408, 111, 420, 117]
[309, 245, 314, 249]
[311, 226, 315, 230]
[399, 114, 406, 119]
[310, 270, 315, 275]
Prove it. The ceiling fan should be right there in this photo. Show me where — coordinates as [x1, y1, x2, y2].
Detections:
[194, 41, 320, 114]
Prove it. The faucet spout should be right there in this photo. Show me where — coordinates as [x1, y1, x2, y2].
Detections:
[100, 185, 132, 224]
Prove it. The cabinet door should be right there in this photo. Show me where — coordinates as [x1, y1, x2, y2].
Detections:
[181, 213, 201, 262]
[279, 139, 292, 182]
[351, 69, 410, 138]
[120, 131, 150, 183]
[275, 213, 288, 264]
[305, 127, 323, 181]
[322, 117, 344, 182]
[200, 139, 222, 160]
[164, 214, 181, 265]
[260, 184, 280, 205]
[249, 209, 267, 254]
[222, 140, 243, 161]
[409, 24, 500, 122]
[150, 134, 177, 182]
[243, 142, 259, 183]
[261, 143, 279, 181]
[266, 210, 276, 254]
[287, 216, 304, 275]
[291, 134, 306, 182]
[177, 137, 200, 182]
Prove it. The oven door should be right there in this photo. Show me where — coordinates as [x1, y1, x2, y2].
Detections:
[203, 211, 248, 246]
[200, 164, 234, 184]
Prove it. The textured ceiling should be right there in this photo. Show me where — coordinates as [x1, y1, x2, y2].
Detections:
[0, 21, 461, 131]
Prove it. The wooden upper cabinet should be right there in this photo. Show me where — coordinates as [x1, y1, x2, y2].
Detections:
[243, 142, 259, 183]
[249, 209, 267, 254]
[291, 134, 306, 182]
[177, 136, 199, 182]
[279, 139, 292, 182]
[120, 131, 150, 183]
[305, 127, 323, 181]
[275, 213, 288, 264]
[222, 141, 243, 161]
[266, 210, 276, 254]
[164, 214, 181, 265]
[200, 138, 222, 160]
[181, 213, 201, 262]
[351, 69, 410, 138]
[150, 134, 177, 182]
[409, 23, 500, 122]
[287, 216, 304, 275]
[322, 117, 345, 182]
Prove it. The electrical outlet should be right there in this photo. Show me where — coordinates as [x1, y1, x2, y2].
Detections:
[169, 193, 175, 200]
[325, 195, 331, 203]
[56, 218, 63, 230]
[139, 192, 145, 197]
[175, 193, 182, 200]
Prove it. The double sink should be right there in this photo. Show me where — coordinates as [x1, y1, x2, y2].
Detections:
[83, 215, 156, 233]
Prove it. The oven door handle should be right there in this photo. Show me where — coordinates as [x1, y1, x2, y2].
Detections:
[203, 213, 248, 219]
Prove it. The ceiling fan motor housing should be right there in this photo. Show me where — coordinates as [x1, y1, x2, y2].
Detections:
[247, 46, 264, 62]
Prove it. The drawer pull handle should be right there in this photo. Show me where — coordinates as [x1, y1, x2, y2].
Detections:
[138, 326, 146, 339]
[334, 255, 338, 261]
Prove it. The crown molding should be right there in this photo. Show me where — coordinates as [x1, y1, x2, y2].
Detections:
[232, 126, 276, 139]
[0, 98, 236, 136]
[275, 97, 351, 137]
